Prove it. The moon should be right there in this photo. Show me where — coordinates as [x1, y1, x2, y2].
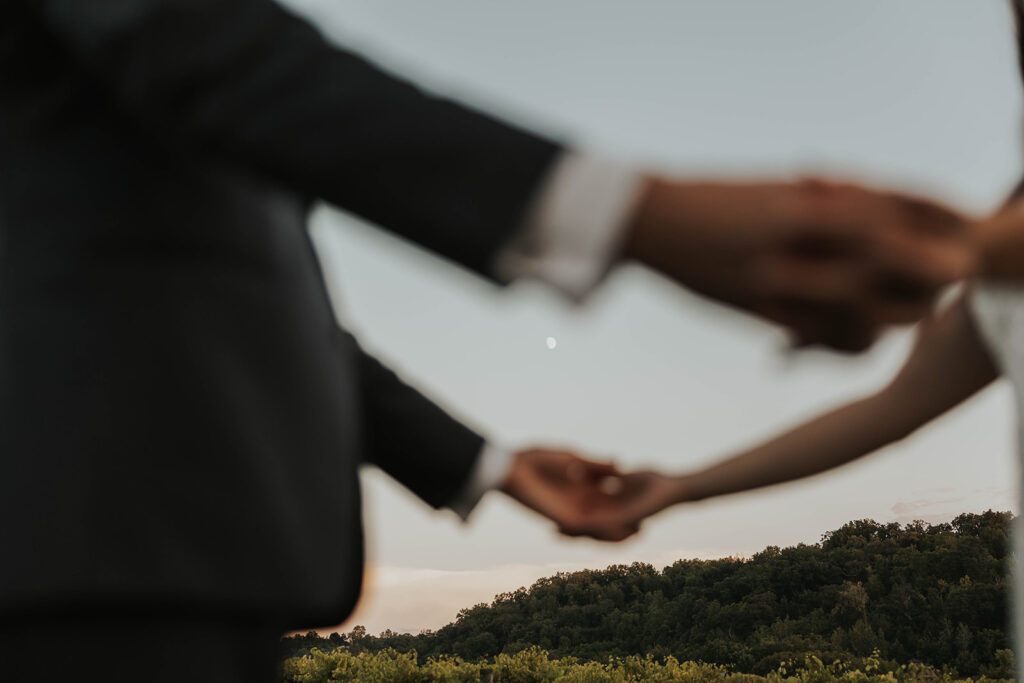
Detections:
[545, 337, 557, 350]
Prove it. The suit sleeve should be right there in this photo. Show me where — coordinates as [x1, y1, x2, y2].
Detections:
[29, 0, 561, 275]
[350, 335, 484, 509]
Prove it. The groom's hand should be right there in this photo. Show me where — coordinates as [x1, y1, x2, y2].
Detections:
[499, 448, 641, 542]
[623, 178, 973, 352]
[499, 450, 701, 540]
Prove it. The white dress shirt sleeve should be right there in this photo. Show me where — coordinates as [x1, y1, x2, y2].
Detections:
[450, 151, 643, 520]
[492, 150, 646, 302]
[448, 441, 516, 521]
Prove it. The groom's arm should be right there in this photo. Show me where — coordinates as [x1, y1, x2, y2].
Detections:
[29, 0, 572, 276]
[30, 0, 638, 299]
[352, 340, 485, 511]
[351, 339, 626, 531]
[29, 0, 972, 347]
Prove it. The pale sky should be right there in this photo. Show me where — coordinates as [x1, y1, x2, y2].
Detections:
[279, 0, 1024, 635]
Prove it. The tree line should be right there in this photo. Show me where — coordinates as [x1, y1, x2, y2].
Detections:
[282, 511, 1015, 678]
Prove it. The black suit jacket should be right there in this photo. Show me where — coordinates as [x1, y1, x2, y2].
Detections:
[1013, 0, 1024, 199]
[0, 0, 559, 627]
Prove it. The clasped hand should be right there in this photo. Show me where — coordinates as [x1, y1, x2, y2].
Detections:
[625, 176, 974, 352]
[499, 449, 683, 542]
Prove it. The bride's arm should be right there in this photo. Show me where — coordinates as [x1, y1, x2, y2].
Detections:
[979, 202, 1024, 280]
[632, 296, 998, 512]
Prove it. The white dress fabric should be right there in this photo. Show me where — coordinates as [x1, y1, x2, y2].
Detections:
[969, 283, 1024, 673]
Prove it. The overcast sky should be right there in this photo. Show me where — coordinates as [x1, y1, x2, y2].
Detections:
[279, 0, 1023, 635]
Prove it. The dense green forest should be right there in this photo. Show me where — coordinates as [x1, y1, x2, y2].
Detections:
[282, 512, 1016, 679]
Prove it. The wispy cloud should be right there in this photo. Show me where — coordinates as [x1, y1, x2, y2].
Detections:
[888, 487, 1015, 524]
[890, 496, 966, 517]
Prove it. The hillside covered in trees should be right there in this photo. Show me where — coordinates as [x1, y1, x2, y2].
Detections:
[283, 512, 1015, 678]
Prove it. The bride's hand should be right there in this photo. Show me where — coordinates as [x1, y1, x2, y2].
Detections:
[498, 448, 696, 541]
[580, 470, 693, 536]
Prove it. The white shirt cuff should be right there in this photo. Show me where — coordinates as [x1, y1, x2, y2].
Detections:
[448, 442, 516, 521]
[493, 151, 645, 302]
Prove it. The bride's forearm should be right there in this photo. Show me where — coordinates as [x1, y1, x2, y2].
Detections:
[671, 393, 905, 504]
[666, 297, 996, 508]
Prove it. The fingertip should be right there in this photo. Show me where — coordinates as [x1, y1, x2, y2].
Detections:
[612, 524, 641, 542]
[557, 523, 585, 539]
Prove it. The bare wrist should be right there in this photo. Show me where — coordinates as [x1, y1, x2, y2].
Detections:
[671, 473, 705, 505]
[621, 177, 712, 266]
[621, 175, 670, 263]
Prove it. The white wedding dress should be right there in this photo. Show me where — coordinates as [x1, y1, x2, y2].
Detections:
[969, 283, 1024, 673]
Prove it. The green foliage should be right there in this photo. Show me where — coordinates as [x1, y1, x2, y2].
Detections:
[279, 646, 1013, 682]
[281, 512, 1015, 678]
[281, 648, 481, 682]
